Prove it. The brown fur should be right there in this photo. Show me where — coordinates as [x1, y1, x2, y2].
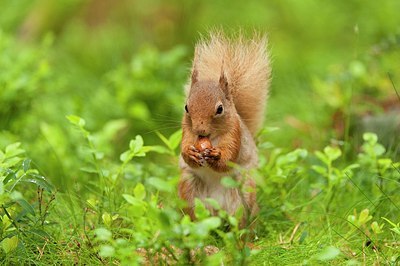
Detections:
[179, 30, 270, 229]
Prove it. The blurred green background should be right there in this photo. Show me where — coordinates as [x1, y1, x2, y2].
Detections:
[1, 0, 399, 190]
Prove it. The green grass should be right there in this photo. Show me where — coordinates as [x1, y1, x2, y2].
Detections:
[1, 1, 400, 265]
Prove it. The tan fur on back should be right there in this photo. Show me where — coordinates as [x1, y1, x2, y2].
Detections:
[188, 30, 271, 136]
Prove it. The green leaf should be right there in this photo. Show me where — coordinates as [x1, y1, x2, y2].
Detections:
[371, 221, 384, 234]
[201, 216, 221, 230]
[1, 215, 11, 230]
[3, 169, 16, 185]
[99, 245, 115, 257]
[363, 132, 377, 144]
[146, 177, 174, 193]
[195, 217, 221, 238]
[381, 217, 398, 227]
[168, 130, 182, 150]
[28, 228, 52, 240]
[381, 217, 400, 235]
[377, 158, 392, 171]
[390, 227, 400, 235]
[134, 183, 146, 200]
[122, 194, 143, 207]
[156, 131, 171, 149]
[278, 149, 308, 165]
[194, 198, 210, 219]
[311, 165, 327, 175]
[66, 115, 86, 128]
[204, 198, 221, 210]
[181, 214, 192, 226]
[228, 216, 238, 227]
[343, 163, 359, 173]
[316, 246, 340, 261]
[22, 159, 31, 172]
[102, 212, 112, 227]
[1, 236, 18, 254]
[142, 145, 170, 154]
[130, 135, 144, 154]
[94, 152, 104, 160]
[16, 199, 35, 216]
[3, 157, 22, 168]
[347, 215, 356, 224]
[119, 150, 131, 163]
[315, 151, 329, 165]
[25, 174, 55, 192]
[95, 228, 112, 241]
[10, 191, 23, 200]
[358, 209, 372, 225]
[324, 146, 341, 162]
[80, 166, 99, 174]
[123, 194, 146, 217]
[0, 150, 5, 163]
[221, 177, 239, 188]
[373, 144, 385, 156]
[5, 143, 24, 158]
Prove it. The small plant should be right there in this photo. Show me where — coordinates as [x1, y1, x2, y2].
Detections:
[0, 143, 55, 263]
[381, 217, 400, 236]
[64, 123, 261, 265]
[347, 208, 373, 229]
[312, 145, 359, 210]
[358, 132, 400, 189]
[258, 146, 308, 206]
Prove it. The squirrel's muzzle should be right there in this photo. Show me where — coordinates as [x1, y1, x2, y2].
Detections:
[192, 121, 210, 137]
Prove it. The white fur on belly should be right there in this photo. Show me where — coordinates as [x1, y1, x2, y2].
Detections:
[192, 166, 241, 215]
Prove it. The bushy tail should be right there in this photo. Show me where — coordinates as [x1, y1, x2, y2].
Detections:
[192, 30, 271, 136]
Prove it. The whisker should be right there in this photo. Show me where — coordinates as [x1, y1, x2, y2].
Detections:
[143, 125, 182, 135]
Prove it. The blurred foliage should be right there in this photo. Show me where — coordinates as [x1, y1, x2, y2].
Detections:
[1, 0, 399, 151]
[0, 0, 399, 264]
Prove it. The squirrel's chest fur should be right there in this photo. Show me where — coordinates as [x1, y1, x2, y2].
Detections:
[181, 162, 242, 215]
[179, 128, 258, 215]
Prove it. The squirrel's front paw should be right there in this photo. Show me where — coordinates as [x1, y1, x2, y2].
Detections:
[203, 147, 221, 161]
[204, 147, 229, 172]
[182, 146, 205, 168]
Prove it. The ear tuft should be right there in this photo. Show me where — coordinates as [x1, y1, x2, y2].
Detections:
[219, 61, 230, 99]
[191, 68, 198, 85]
[219, 71, 228, 90]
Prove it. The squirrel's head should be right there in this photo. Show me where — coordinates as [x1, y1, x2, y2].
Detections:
[183, 68, 236, 138]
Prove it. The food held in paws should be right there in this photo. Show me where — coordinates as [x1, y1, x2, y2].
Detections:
[195, 137, 212, 151]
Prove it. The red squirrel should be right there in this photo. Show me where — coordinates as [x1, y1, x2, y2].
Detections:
[179, 31, 271, 227]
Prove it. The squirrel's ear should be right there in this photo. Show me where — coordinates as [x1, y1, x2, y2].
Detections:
[219, 65, 230, 99]
[191, 68, 198, 85]
[219, 72, 228, 90]
[191, 48, 200, 85]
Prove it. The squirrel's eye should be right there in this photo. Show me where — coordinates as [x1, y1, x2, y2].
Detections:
[185, 104, 189, 113]
[216, 105, 223, 115]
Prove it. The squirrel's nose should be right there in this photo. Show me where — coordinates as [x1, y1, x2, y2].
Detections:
[193, 120, 209, 136]
[194, 127, 209, 137]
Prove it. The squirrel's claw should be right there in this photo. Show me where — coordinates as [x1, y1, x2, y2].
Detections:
[189, 155, 205, 166]
[203, 147, 227, 171]
[184, 145, 204, 167]
[189, 146, 200, 152]
[203, 148, 221, 160]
